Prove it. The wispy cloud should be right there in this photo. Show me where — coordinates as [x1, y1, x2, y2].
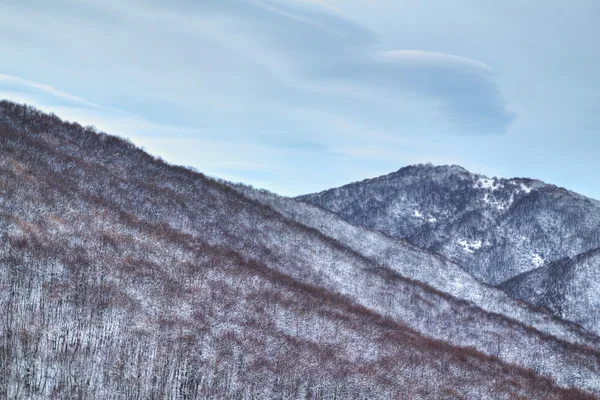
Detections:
[315, 50, 515, 134]
[0, 73, 125, 114]
[0, 0, 514, 136]
[0, 73, 203, 139]
[581, 95, 600, 130]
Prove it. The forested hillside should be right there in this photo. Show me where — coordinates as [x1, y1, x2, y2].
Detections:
[1, 101, 599, 399]
[501, 248, 600, 336]
[232, 181, 599, 346]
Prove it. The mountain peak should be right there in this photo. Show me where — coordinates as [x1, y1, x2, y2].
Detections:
[397, 162, 469, 173]
[299, 163, 600, 287]
[392, 163, 473, 179]
[395, 164, 548, 191]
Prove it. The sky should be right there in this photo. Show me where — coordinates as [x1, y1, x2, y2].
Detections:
[1, 0, 599, 198]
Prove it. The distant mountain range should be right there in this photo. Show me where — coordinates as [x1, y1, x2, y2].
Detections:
[1, 101, 599, 399]
[299, 164, 600, 335]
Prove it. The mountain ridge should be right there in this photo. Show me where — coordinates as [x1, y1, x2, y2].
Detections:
[500, 247, 600, 336]
[316, 163, 593, 203]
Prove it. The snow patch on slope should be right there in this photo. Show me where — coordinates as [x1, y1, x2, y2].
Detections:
[483, 193, 514, 211]
[520, 183, 533, 194]
[458, 239, 482, 253]
[475, 178, 502, 191]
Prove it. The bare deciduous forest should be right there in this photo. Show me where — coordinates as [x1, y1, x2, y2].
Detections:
[1, 101, 599, 399]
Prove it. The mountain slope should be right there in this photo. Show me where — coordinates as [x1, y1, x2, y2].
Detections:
[232, 181, 599, 346]
[500, 248, 600, 336]
[298, 163, 600, 286]
[1, 101, 599, 398]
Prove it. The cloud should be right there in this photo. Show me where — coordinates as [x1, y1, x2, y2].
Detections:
[315, 50, 515, 134]
[0, 73, 128, 115]
[380, 50, 494, 74]
[0, 0, 514, 137]
[0, 72, 203, 138]
[580, 95, 600, 130]
[179, 1, 515, 134]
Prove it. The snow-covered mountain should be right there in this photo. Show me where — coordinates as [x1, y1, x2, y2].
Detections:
[2, 101, 599, 399]
[231, 180, 599, 346]
[500, 248, 600, 336]
[298, 163, 600, 286]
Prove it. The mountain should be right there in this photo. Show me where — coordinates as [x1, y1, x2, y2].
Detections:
[500, 248, 600, 336]
[1, 101, 599, 399]
[231, 180, 599, 346]
[298, 163, 600, 287]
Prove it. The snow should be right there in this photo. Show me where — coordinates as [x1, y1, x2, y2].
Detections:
[483, 193, 514, 211]
[475, 178, 502, 191]
[413, 209, 437, 223]
[458, 239, 482, 253]
[478, 178, 495, 189]
[483, 193, 491, 204]
[520, 183, 533, 194]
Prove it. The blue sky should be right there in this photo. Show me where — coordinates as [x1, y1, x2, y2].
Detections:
[1, 0, 599, 198]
